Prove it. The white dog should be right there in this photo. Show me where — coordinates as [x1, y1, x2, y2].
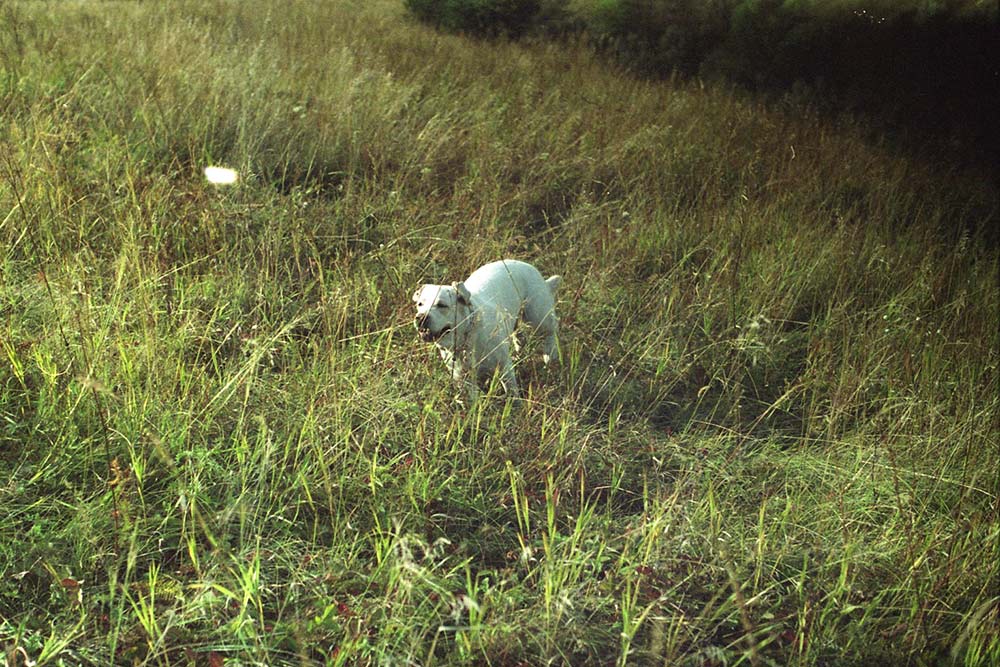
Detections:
[413, 259, 561, 401]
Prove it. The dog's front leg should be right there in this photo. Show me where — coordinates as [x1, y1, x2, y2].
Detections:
[498, 359, 520, 399]
[437, 346, 476, 403]
[452, 351, 480, 404]
[461, 376, 480, 403]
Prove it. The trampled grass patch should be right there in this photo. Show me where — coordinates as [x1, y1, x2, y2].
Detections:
[1, 1, 997, 665]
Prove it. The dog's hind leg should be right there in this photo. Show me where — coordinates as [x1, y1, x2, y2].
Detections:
[523, 299, 560, 365]
[527, 303, 559, 364]
[540, 322, 559, 365]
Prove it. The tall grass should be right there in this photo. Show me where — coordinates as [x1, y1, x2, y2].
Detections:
[1, 0, 997, 665]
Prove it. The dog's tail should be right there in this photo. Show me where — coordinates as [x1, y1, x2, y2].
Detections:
[545, 275, 562, 294]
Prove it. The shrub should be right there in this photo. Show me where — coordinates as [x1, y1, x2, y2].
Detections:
[404, 0, 542, 36]
[569, 0, 728, 74]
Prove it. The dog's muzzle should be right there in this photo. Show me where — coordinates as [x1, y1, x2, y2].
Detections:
[415, 316, 450, 342]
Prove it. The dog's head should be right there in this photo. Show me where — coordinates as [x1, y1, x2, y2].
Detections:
[412, 282, 472, 346]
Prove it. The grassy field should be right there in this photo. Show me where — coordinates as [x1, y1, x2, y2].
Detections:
[1, 0, 998, 665]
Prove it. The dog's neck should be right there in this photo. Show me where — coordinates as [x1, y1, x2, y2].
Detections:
[453, 297, 477, 350]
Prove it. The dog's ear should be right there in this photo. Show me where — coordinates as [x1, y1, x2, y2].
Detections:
[453, 282, 472, 305]
[412, 287, 423, 303]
